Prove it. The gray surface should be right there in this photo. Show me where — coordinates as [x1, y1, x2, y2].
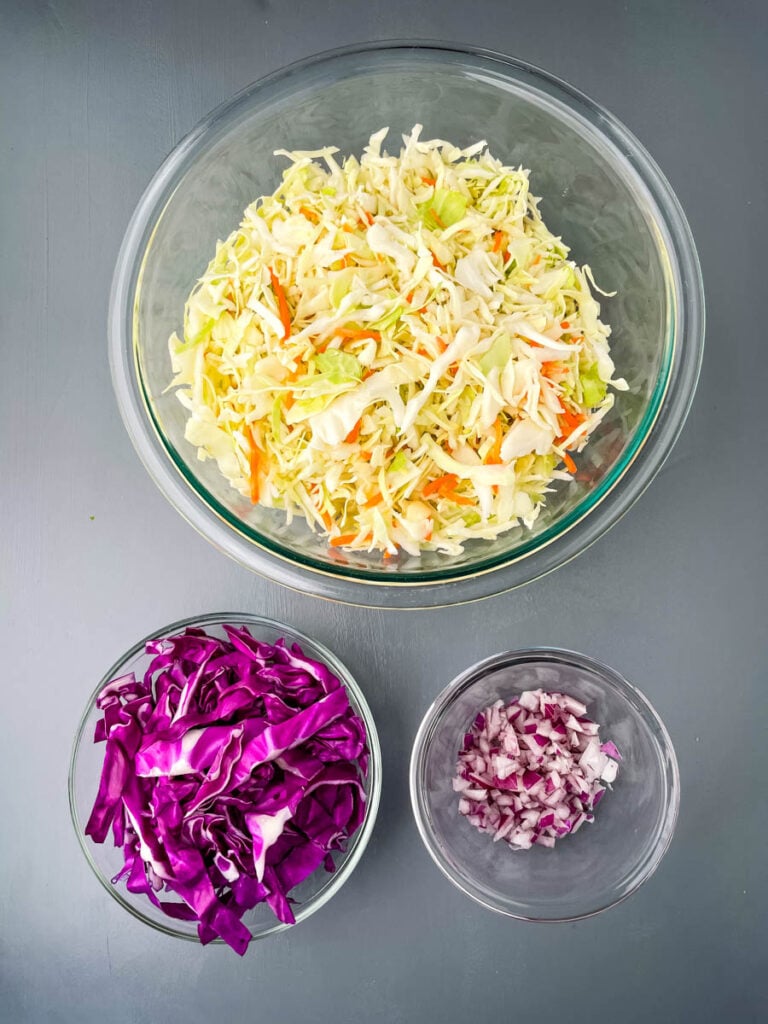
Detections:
[1, 1, 766, 1021]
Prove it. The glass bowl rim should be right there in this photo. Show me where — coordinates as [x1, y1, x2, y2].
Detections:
[109, 39, 705, 608]
[408, 645, 680, 922]
[68, 611, 383, 944]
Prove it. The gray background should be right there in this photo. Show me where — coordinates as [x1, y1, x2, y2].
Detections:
[1, 1, 766, 1021]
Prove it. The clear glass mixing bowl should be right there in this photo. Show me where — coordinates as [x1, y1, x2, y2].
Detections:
[68, 613, 382, 945]
[110, 42, 704, 608]
[409, 648, 679, 921]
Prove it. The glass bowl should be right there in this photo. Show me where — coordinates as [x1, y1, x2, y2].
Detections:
[409, 648, 679, 921]
[68, 612, 382, 945]
[110, 42, 704, 608]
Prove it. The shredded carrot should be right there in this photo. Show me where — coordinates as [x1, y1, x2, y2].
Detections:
[362, 368, 375, 381]
[531, 254, 542, 266]
[502, 250, 511, 263]
[431, 252, 447, 272]
[248, 429, 261, 504]
[405, 290, 415, 304]
[446, 492, 475, 506]
[563, 452, 577, 474]
[421, 175, 437, 186]
[283, 392, 294, 410]
[430, 209, 445, 229]
[559, 408, 587, 437]
[560, 320, 570, 330]
[341, 221, 356, 233]
[335, 328, 381, 341]
[362, 493, 383, 508]
[363, 210, 374, 226]
[423, 473, 458, 498]
[268, 268, 291, 339]
[330, 533, 359, 547]
[321, 511, 333, 529]
[485, 419, 503, 464]
[359, 450, 372, 460]
[345, 419, 362, 444]
[492, 230, 508, 253]
[299, 205, 319, 224]
[542, 361, 566, 378]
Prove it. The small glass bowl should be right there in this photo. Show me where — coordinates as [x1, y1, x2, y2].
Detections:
[410, 648, 679, 921]
[68, 612, 382, 944]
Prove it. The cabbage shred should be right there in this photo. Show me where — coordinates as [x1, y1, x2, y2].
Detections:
[169, 126, 626, 556]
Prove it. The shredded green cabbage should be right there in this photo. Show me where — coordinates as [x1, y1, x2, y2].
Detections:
[168, 126, 626, 556]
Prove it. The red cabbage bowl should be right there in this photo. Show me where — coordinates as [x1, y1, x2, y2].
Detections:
[69, 613, 381, 946]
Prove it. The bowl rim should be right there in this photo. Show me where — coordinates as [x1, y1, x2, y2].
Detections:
[109, 40, 705, 608]
[68, 611, 382, 944]
[408, 646, 680, 922]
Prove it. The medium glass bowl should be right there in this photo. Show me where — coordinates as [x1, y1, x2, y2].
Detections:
[409, 648, 679, 921]
[110, 42, 704, 608]
[68, 613, 382, 944]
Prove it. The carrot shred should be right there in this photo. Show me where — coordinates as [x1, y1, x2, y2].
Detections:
[248, 429, 261, 504]
[560, 320, 570, 329]
[362, 493, 383, 508]
[283, 392, 294, 410]
[421, 175, 437, 186]
[299, 205, 319, 224]
[542, 361, 566, 378]
[423, 473, 458, 498]
[531, 254, 542, 266]
[268, 268, 291, 339]
[485, 419, 503, 464]
[362, 368, 375, 381]
[345, 419, 362, 444]
[336, 328, 381, 341]
[321, 511, 333, 529]
[431, 209, 445, 229]
[563, 452, 578, 474]
[492, 230, 508, 253]
[330, 533, 359, 547]
[431, 252, 447, 272]
[559, 408, 587, 437]
[405, 290, 415, 304]
[447, 492, 475, 506]
[435, 336, 448, 354]
[363, 210, 374, 226]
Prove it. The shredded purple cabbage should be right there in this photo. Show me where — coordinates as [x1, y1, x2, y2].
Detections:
[85, 626, 368, 955]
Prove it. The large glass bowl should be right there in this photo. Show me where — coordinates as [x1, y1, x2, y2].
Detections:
[409, 648, 679, 921]
[110, 42, 704, 608]
[68, 613, 382, 945]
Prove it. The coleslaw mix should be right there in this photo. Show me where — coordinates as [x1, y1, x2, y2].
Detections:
[169, 126, 626, 555]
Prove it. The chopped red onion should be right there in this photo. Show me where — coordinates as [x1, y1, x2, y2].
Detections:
[454, 689, 620, 851]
